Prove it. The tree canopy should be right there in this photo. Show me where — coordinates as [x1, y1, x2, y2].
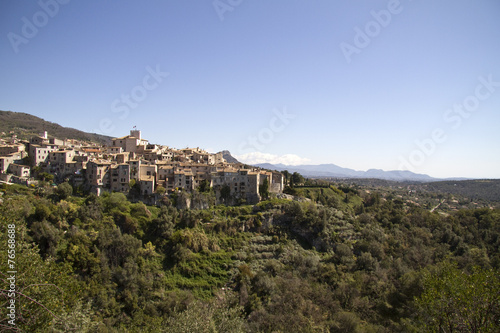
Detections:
[0, 181, 498, 331]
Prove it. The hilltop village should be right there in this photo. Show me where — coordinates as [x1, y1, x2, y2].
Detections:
[0, 129, 284, 204]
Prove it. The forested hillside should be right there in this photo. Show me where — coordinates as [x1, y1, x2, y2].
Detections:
[0, 110, 111, 144]
[423, 179, 500, 202]
[1, 182, 499, 332]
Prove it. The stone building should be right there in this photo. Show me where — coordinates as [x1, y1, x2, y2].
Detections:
[2, 129, 285, 204]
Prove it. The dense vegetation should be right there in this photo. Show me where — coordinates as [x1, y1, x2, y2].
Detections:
[423, 179, 500, 203]
[1, 181, 499, 332]
[317, 177, 500, 205]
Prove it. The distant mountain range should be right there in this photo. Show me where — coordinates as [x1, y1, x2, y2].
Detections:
[0, 110, 473, 183]
[211, 152, 448, 182]
[252, 162, 462, 182]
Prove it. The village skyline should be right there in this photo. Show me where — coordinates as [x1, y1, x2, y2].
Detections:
[2, 1, 500, 178]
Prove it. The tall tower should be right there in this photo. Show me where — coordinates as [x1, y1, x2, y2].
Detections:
[130, 129, 141, 139]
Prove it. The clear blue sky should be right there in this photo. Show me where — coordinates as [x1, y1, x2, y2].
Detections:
[1, 0, 500, 178]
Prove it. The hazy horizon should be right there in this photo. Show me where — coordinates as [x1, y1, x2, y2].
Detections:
[1, 1, 499, 179]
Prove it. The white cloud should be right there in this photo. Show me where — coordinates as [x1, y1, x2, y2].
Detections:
[235, 152, 310, 166]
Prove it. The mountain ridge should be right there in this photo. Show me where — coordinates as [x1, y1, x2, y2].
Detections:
[0, 110, 243, 162]
[252, 162, 460, 182]
[0, 110, 112, 144]
[0, 110, 474, 182]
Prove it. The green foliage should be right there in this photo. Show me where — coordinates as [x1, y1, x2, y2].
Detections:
[0, 181, 499, 331]
[37, 172, 54, 182]
[283, 185, 297, 196]
[220, 185, 231, 204]
[259, 177, 270, 200]
[164, 293, 245, 333]
[0, 219, 84, 331]
[198, 179, 212, 193]
[49, 301, 99, 332]
[165, 250, 234, 299]
[293, 186, 352, 210]
[55, 182, 73, 200]
[155, 185, 166, 195]
[416, 263, 500, 332]
[282, 170, 290, 187]
[290, 171, 305, 187]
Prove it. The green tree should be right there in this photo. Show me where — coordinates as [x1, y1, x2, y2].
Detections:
[37, 172, 54, 182]
[259, 177, 270, 200]
[0, 210, 87, 331]
[282, 170, 290, 187]
[165, 294, 245, 333]
[128, 179, 141, 197]
[291, 172, 304, 186]
[416, 263, 500, 332]
[220, 185, 231, 204]
[198, 179, 211, 193]
[155, 185, 166, 195]
[56, 182, 73, 200]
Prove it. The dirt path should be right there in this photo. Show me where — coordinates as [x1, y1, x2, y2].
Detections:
[430, 199, 444, 212]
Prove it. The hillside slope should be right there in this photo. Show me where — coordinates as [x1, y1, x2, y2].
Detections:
[0, 110, 112, 144]
[423, 179, 500, 202]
